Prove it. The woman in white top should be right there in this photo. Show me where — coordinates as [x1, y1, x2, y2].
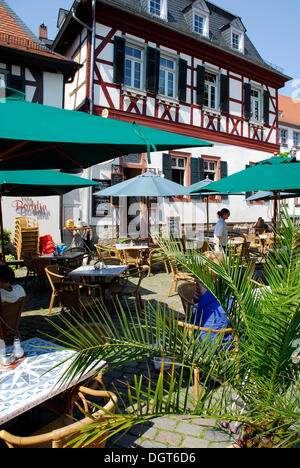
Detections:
[0, 265, 26, 303]
[214, 208, 230, 253]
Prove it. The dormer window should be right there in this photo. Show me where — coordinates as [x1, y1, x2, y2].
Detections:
[232, 31, 241, 50]
[184, 0, 210, 38]
[148, 0, 167, 20]
[149, 0, 161, 16]
[194, 14, 204, 35]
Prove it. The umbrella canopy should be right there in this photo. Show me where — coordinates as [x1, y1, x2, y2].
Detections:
[94, 170, 187, 197]
[0, 169, 99, 262]
[190, 157, 300, 195]
[246, 190, 300, 202]
[0, 88, 213, 170]
[0, 169, 99, 196]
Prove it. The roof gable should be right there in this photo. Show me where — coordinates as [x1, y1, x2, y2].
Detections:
[0, 0, 67, 61]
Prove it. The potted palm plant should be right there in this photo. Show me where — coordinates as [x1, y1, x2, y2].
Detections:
[48, 210, 300, 448]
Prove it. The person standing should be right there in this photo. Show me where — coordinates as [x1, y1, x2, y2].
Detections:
[214, 208, 230, 253]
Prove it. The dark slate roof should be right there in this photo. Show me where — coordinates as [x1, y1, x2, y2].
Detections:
[95, 0, 274, 71]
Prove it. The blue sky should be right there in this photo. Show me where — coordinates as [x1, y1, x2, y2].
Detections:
[6, 0, 300, 98]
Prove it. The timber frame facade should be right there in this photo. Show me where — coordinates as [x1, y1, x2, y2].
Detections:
[53, 0, 290, 153]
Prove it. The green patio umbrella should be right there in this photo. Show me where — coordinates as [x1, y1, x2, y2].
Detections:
[191, 157, 300, 194]
[94, 171, 187, 239]
[0, 169, 100, 262]
[0, 88, 213, 170]
[191, 157, 300, 227]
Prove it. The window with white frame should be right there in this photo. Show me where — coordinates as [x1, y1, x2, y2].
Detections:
[171, 156, 186, 185]
[159, 56, 176, 98]
[194, 13, 204, 35]
[203, 160, 217, 181]
[250, 88, 261, 122]
[124, 44, 143, 90]
[204, 72, 217, 110]
[149, 0, 161, 17]
[232, 31, 241, 50]
[293, 131, 299, 147]
[280, 129, 288, 145]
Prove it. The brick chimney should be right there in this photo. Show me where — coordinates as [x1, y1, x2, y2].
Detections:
[39, 23, 48, 40]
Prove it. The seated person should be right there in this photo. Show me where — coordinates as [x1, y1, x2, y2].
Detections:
[191, 286, 234, 349]
[254, 217, 270, 234]
[0, 265, 26, 303]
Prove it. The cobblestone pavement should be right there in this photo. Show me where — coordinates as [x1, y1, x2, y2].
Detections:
[10, 264, 235, 448]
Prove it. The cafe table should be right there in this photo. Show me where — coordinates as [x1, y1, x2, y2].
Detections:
[0, 337, 106, 426]
[42, 251, 84, 264]
[69, 264, 128, 280]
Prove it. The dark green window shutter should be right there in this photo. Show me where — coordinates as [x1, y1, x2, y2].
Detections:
[190, 157, 204, 199]
[196, 65, 205, 106]
[113, 36, 125, 85]
[6, 74, 25, 93]
[146, 47, 160, 94]
[243, 83, 251, 120]
[220, 161, 228, 200]
[220, 74, 229, 114]
[178, 58, 187, 102]
[263, 90, 270, 126]
[245, 164, 252, 200]
[162, 153, 172, 180]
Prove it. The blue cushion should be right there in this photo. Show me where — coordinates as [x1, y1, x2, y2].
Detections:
[192, 290, 234, 348]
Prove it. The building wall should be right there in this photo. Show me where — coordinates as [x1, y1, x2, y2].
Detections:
[61, 7, 286, 240]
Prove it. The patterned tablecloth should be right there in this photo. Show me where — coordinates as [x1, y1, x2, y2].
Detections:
[0, 338, 105, 425]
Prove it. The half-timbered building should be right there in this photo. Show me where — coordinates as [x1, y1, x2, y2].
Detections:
[53, 0, 291, 240]
[0, 0, 80, 244]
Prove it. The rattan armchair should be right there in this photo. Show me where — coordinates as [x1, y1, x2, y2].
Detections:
[45, 265, 68, 314]
[168, 257, 195, 296]
[122, 248, 143, 267]
[146, 248, 168, 276]
[54, 281, 102, 316]
[21, 251, 39, 287]
[0, 387, 118, 448]
[0, 297, 25, 343]
[108, 265, 148, 314]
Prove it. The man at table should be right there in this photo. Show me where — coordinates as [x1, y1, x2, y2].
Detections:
[0, 265, 26, 303]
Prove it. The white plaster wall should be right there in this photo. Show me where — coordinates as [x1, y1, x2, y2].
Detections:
[3, 196, 61, 246]
[43, 72, 64, 107]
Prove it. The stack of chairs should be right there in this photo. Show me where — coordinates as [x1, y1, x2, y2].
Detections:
[14, 217, 39, 261]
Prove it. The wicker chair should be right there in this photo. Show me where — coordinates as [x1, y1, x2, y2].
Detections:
[21, 251, 39, 287]
[0, 297, 25, 343]
[146, 248, 168, 276]
[45, 265, 70, 314]
[122, 248, 143, 268]
[99, 256, 123, 265]
[95, 244, 122, 261]
[168, 257, 195, 297]
[31, 257, 52, 289]
[177, 281, 237, 401]
[108, 266, 148, 314]
[54, 281, 102, 316]
[65, 253, 85, 269]
[0, 387, 117, 448]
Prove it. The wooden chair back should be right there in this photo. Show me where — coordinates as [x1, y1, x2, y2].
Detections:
[31, 257, 51, 278]
[0, 297, 25, 341]
[100, 256, 122, 265]
[65, 254, 84, 269]
[0, 388, 117, 448]
[177, 281, 196, 315]
[123, 248, 142, 266]
[45, 265, 65, 290]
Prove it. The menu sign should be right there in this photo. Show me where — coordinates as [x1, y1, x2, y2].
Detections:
[92, 179, 111, 217]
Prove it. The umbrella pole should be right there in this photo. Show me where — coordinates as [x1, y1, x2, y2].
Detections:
[273, 190, 279, 232]
[0, 194, 6, 263]
[147, 197, 150, 244]
[206, 196, 209, 236]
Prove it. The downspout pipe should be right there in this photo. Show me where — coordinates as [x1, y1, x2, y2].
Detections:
[71, 0, 96, 231]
